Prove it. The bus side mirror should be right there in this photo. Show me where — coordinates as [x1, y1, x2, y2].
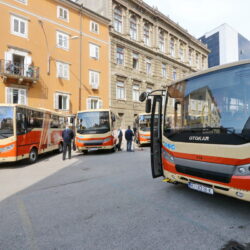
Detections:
[112, 115, 116, 122]
[70, 117, 74, 123]
[145, 99, 151, 113]
[139, 92, 147, 102]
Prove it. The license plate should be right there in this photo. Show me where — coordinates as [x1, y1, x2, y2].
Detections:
[188, 182, 214, 195]
[88, 148, 98, 151]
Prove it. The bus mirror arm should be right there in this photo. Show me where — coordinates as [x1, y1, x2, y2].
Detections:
[145, 99, 151, 113]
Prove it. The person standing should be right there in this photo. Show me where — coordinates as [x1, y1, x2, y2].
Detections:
[62, 125, 75, 160]
[125, 125, 134, 152]
[117, 128, 123, 151]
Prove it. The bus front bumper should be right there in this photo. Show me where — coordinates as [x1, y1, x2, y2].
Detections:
[163, 170, 250, 202]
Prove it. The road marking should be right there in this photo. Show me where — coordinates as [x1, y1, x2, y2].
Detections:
[16, 197, 39, 250]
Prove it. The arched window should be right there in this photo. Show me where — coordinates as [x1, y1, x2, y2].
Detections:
[130, 15, 137, 40]
[170, 38, 175, 57]
[159, 30, 165, 52]
[144, 23, 150, 46]
[114, 7, 122, 33]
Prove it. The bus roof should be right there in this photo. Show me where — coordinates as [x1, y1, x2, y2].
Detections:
[170, 59, 250, 87]
[0, 104, 67, 116]
[77, 109, 111, 113]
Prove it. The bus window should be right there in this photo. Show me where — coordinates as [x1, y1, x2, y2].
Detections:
[16, 107, 27, 135]
[0, 106, 14, 139]
[27, 110, 43, 130]
[51, 115, 59, 128]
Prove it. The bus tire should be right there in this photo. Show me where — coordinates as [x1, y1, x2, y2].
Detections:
[110, 146, 116, 153]
[58, 142, 63, 153]
[28, 148, 38, 164]
[82, 150, 88, 154]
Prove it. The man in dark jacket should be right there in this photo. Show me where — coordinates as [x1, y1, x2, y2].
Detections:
[125, 125, 134, 152]
[62, 125, 75, 160]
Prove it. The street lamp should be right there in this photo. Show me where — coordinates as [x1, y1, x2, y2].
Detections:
[47, 35, 79, 75]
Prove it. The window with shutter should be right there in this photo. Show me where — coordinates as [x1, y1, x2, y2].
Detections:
[55, 92, 69, 111]
[5, 87, 27, 104]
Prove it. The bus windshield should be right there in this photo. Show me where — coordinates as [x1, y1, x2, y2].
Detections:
[164, 63, 250, 144]
[77, 111, 110, 134]
[0, 106, 14, 139]
[139, 115, 151, 131]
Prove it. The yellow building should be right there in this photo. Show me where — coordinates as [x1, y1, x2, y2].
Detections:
[0, 0, 110, 114]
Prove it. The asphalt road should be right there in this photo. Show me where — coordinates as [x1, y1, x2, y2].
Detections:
[0, 147, 250, 250]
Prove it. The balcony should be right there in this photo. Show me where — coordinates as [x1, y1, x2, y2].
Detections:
[0, 59, 39, 84]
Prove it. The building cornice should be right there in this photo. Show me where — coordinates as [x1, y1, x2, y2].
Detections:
[56, 0, 110, 25]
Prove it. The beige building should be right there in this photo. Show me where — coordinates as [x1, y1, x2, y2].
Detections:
[75, 0, 210, 127]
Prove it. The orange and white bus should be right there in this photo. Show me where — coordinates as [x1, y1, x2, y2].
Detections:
[134, 113, 151, 145]
[75, 109, 117, 153]
[141, 60, 250, 202]
[0, 104, 66, 163]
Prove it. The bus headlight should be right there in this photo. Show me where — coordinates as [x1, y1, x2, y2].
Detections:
[162, 149, 174, 163]
[103, 137, 112, 143]
[0, 144, 14, 153]
[234, 165, 250, 176]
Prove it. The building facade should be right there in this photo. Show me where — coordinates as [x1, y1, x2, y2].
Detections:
[78, 0, 210, 127]
[0, 0, 110, 114]
[200, 23, 250, 67]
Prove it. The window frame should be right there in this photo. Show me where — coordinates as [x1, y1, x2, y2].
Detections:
[54, 92, 70, 111]
[146, 58, 152, 75]
[132, 85, 140, 102]
[90, 21, 99, 34]
[143, 23, 150, 46]
[132, 52, 139, 70]
[11, 15, 28, 38]
[114, 7, 122, 33]
[5, 87, 27, 105]
[116, 46, 124, 65]
[57, 6, 69, 22]
[56, 31, 69, 50]
[15, 0, 28, 4]
[56, 61, 70, 80]
[130, 15, 137, 40]
[116, 81, 125, 100]
[89, 70, 100, 89]
[89, 43, 100, 60]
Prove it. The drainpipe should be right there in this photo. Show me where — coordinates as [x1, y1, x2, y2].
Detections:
[79, 4, 83, 111]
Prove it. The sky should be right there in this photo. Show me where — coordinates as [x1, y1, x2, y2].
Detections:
[144, 0, 250, 40]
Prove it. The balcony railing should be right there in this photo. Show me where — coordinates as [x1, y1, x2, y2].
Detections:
[0, 59, 39, 82]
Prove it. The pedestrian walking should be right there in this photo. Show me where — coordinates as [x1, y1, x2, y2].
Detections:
[62, 125, 75, 160]
[117, 128, 123, 151]
[125, 125, 134, 152]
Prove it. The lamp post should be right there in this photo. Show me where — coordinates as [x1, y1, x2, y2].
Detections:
[47, 35, 79, 75]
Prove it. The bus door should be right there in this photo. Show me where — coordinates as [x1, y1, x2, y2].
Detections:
[151, 95, 163, 178]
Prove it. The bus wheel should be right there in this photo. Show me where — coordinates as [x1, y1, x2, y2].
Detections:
[110, 146, 116, 153]
[58, 142, 63, 153]
[28, 148, 38, 164]
[82, 150, 88, 154]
